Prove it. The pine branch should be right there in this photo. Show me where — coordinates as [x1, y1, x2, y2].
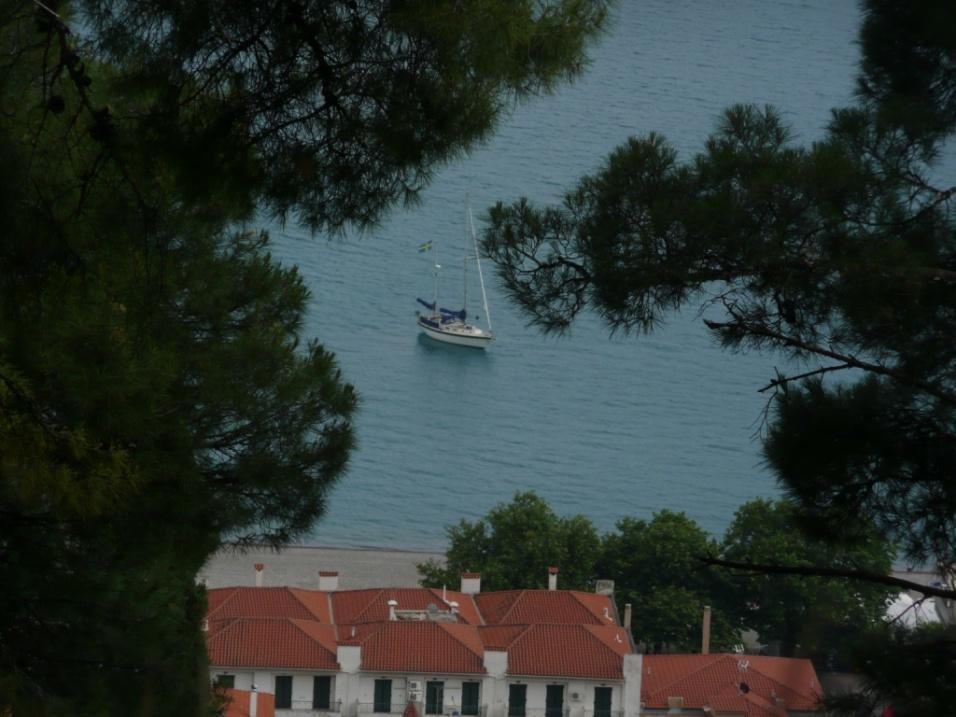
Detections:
[757, 363, 854, 393]
[701, 556, 956, 600]
[704, 318, 956, 407]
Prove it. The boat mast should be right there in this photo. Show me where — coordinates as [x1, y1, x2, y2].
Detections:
[468, 202, 492, 332]
[432, 247, 440, 321]
[462, 208, 469, 320]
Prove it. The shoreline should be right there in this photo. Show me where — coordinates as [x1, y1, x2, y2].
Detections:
[198, 543, 445, 590]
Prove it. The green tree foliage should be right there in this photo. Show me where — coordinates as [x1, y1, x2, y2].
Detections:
[420, 494, 893, 662]
[598, 511, 735, 653]
[721, 499, 894, 667]
[0, 30, 356, 713]
[481, 0, 955, 706]
[417, 492, 602, 591]
[0, 0, 610, 713]
[483, 0, 955, 574]
[78, 0, 612, 231]
[828, 624, 956, 716]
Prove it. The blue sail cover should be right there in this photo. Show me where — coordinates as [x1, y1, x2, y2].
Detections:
[417, 298, 466, 321]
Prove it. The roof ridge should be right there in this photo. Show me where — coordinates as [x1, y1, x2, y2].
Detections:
[578, 624, 628, 656]
[741, 656, 810, 688]
[288, 617, 337, 654]
[207, 587, 240, 619]
[569, 591, 608, 623]
[730, 657, 819, 703]
[473, 594, 485, 625]
[358, 621, 386, 644]
[207, 616, 241, 640]
[286, 586, 315, 619]
[438, 622, 484, 658]
[497, 590, 528, 625]
[505, 623, 536, 648]
[354, 588, 386, 623]
[646, 655, 732, 698]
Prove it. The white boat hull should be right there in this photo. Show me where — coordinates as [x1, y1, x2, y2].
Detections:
[418, 317, 494, 349]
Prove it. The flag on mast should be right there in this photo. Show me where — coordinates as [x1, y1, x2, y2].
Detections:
[418, 241, 433, 252]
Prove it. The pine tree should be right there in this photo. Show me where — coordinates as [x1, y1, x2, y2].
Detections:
[482, 0, 956, 708]
[483, 0, 955, 590]
[0, 0, 611, 713]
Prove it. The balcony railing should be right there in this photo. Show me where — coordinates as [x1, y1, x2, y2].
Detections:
[354, 703, 488, 717]
[356, 702, 408, 715]
[508, 709, 571, 717]
[279, 698, 343, 713]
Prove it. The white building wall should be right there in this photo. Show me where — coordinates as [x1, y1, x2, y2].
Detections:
[211, 666, 632, 717]
[620, 655, 642, 717]
[352, 673, 487, 714]
[482, 673, 506, 717]
[504, 678, 623, 717]
[211, 668, 256, 691]
[209, 668, 340, 714]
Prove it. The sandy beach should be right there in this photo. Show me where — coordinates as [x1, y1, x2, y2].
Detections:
[198, 544, 445, 590]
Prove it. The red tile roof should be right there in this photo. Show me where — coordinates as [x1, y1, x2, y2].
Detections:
[476, 625, 528, 649]
[221, 688, 276, 717]
[331, 588, 482, 625]
[207, 587, 331, 622]
[642, 655, 822, 716]
[478, 624, 627, 680]
[337, 621, 385, 645]
[358, 621, 485, 675]
[474, 590, 617, 625]
[206, 617, 338, 670]
[205, 585, 630, 681]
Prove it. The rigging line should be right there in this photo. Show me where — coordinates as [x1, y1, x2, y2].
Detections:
[31, 0, 61, 18]
[468, 202, 492, 332]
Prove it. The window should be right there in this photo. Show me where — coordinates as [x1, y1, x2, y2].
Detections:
[425, 681, 444, 715]
[275, 675, 293, 710]
[314, 675, 332, 709]
[374, 679, 393, 713]
[508, 684, 527, 717]
[214, 674, 235, 689]
[545, 685, 564, 717]
[593, 687, 612, 717]
[461, 682, 480, 716]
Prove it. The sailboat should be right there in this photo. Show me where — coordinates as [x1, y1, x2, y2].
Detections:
[416, 203, 494, 349]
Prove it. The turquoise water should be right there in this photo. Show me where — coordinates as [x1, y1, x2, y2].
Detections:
[268, 0, 865, 550]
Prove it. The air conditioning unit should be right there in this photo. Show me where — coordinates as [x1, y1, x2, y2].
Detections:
[409, 691, 422, 702]
[408, 680, 422, 691]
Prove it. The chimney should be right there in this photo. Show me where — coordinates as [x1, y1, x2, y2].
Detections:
[254, 563, 265, 587]
[319, 570, 339, 591]
[201, 619, 209, 632]
[547, 567, 559, 591]
[460, 572, 481, 595]
[623, 603, 632, 630]
[449, 601, 459, 615]
[701, 605, 712, 655]
[387, 599, 398, 621]
[250, 685, 258, 717]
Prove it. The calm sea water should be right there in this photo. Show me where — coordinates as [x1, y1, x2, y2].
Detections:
[268, 0, 864, 551]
